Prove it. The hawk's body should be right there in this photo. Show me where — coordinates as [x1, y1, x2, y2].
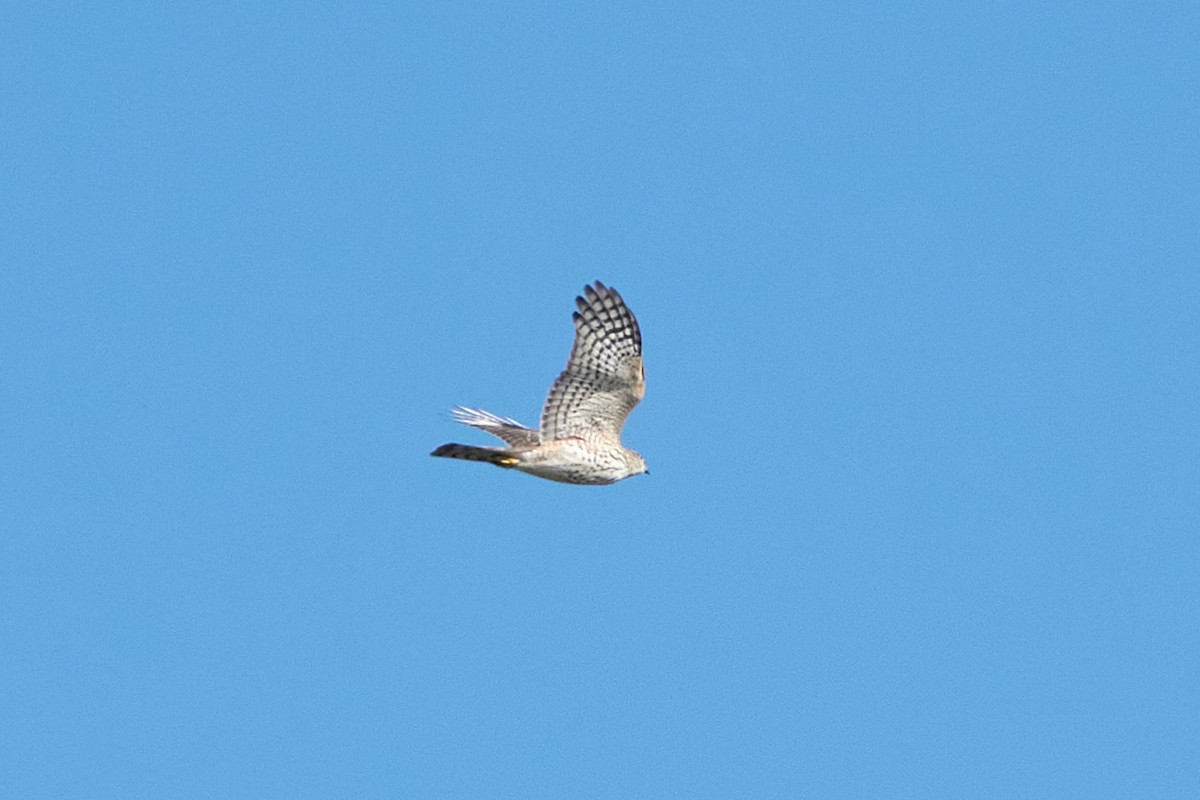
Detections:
[431, 281, 648, 485]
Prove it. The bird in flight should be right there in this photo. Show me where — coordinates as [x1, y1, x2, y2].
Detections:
[431, 281, 648, 485]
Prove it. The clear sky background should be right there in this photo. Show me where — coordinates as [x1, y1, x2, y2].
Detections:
[3, 2, 1197, 798]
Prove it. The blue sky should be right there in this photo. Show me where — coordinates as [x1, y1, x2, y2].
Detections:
[3, 2, 1197, 797]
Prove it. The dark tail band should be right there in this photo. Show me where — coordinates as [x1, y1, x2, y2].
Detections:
[430, 443, 519, 468]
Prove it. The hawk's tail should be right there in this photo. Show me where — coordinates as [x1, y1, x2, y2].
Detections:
[430, 443, 520, 468]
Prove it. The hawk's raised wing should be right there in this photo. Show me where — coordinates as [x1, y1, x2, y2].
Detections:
[540, 281, 645, 443]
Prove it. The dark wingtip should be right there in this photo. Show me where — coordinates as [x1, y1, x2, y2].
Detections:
[580, 281, 620, 309]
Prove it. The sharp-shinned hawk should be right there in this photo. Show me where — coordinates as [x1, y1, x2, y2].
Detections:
[431, 281, 648, 485]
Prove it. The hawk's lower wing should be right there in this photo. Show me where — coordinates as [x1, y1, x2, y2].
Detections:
[451, 406, 541, 448]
